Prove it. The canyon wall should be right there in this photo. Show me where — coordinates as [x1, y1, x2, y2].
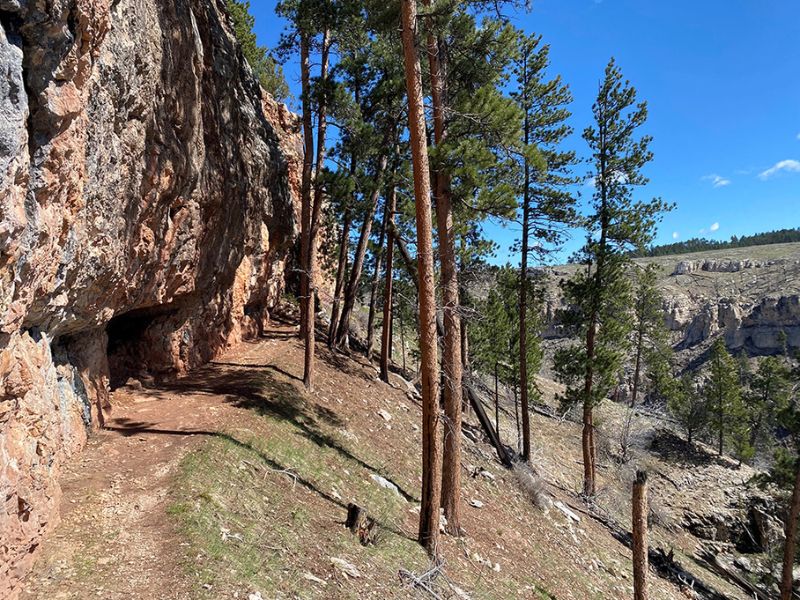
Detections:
[0, 0, 300, 594]
[531, 245, 800, 379]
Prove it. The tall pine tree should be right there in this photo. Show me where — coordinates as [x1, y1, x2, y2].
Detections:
[555, 59, 670, 497]
[705, 338, 747, 457]
[512, 32, 578, 462]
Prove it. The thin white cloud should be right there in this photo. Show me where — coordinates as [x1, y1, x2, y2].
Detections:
[710, 222, 720, 232]
[759, 159, 800, 180]
[796, 132, 800, 140]
[699, 228, 706, 234]
[702, 174, 731, 188]
[672, 232, 679, 240]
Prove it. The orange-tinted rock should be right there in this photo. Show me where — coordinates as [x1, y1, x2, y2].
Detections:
[0, 0, 300, 595]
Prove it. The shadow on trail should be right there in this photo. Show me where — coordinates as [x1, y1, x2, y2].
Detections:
[106, 418, 416, 542]
[209, 361, 301, 382]
[134, 357, 420, 505]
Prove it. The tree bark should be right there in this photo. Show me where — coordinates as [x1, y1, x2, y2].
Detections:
[328, 208, 351, 347]
[366, 190, 391, 359]
[632, 470, 649, 600]
[401, 0, 442, 556]
[380, 187, 397, 383]
[631, 322, 645, 408]
[399, 297, 407, 373]
[519, 57, 532, 462]
[298, 34, 315, 342]
[583, 316, 598, 497]
[334, 153, 390, 349]
[781, 457, 800, 600]
[303, 29, 331, 391]
[495, 361, 500, 441]
[424, 9, 462, 536]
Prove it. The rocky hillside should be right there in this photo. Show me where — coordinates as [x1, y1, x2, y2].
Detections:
[14, 310, 793, 600]
[539, 242, 800, 371]
[0, 0, 300, 593]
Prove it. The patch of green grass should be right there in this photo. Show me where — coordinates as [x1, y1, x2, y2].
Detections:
[167, 400, 427, 598]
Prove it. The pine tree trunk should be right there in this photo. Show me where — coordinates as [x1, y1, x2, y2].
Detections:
[399, 300, 407, 373]
[366, 192, 391, 359]
[631, 324, 644, 408]
[583, 317, 598, 497]
[495, 361, 500, 439]
[334, 153, 389, 349]
[328, 209, 351, 347]
[303, 29, 330, 391]
[781, 457, 800, 600]
[632, 470, 649, 600]
[400, 0, 442, 556]
[380, 188, 397, 383]
[459, 235, 470, 373]
[424, 19, 462, 535]
[519, 51, 532, 463]
[298, 34, 314, 342]
[514, 383, 521, 453]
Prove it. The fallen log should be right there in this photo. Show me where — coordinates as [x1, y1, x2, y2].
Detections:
[695, 546, 777, 600]
[463, 378, 513, 468]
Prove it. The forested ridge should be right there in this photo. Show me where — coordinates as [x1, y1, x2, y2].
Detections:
[634, 227, 800, 257]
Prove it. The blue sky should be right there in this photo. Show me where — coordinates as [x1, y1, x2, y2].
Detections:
[251, 0, 800, 264]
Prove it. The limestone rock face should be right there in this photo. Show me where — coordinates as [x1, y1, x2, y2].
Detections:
[0, 0, 300, 594]
[673, 258, 772, 276]
[727, 295, 800, 354]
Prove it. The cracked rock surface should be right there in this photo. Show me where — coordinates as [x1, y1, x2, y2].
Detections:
[0, 0, 300, 594]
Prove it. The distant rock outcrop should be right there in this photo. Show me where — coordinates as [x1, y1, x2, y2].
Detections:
[672, 258, 774, 275]
[536, 246, 800, 374]
[0, 0, 300, 594]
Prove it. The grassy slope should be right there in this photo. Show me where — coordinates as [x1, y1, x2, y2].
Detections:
[160, 316, 739, 599]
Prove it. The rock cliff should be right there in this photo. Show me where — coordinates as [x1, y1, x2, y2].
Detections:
[0, 0, 300, 593]
[533, 243, 800, 375]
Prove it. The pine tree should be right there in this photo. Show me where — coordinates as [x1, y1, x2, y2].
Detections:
[473, 266, 544, 454]
[668, 373, 708, 446]
[330, 28, 405, 351]
[745, 356, 791, 451]
[400, 0, 442, 556]
[775, 362, 800, 600]
[276, 0, 338, 390]
[379, 184, 398, 382]
[629, 264, 671, 407]
[226, 0, 289, 100]
[705, 338, 747, 457]
[554, 58, 670, 497]
[419, 5, 522, 533]
[512, 32, 578, 462]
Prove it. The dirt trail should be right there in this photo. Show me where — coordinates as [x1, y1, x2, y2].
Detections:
[20, 328, 296, 599]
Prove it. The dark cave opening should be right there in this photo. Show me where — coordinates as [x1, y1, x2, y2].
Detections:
[106, 302, 182, 389]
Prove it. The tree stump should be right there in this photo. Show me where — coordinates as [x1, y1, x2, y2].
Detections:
[345, 503, 378, 546]
[633, 470, 649, 600]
